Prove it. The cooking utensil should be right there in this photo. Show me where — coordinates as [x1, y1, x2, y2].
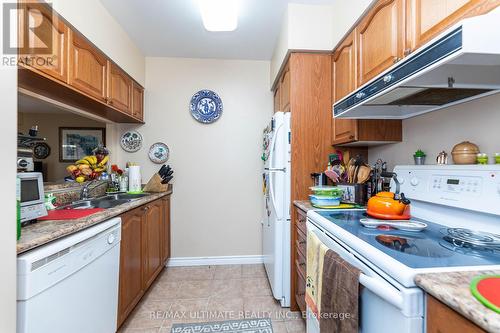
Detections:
[352, 156, 364, 183]
[357, 165, 372, 184]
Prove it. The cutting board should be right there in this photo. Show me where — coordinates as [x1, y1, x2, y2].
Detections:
[38, 208, 105, 221]
[470, 275, 500, 313]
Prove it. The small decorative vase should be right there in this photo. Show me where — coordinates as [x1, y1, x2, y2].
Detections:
[414, 156, 426, 165]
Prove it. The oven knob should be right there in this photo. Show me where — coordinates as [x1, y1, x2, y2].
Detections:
[17, 159, 28, 168]
[397, 177, 405, 184]
[107, 234, 116, 244]
[410, 177, 419, 186]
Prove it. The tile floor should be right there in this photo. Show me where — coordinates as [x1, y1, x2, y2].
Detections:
[119, 264, 306, 333]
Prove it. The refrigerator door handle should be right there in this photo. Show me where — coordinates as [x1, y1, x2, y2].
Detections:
[268, 122, 284, 169]
[268, 171, 282, 221]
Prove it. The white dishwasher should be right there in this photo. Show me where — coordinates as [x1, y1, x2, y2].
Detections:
[17, 217, 122, 333]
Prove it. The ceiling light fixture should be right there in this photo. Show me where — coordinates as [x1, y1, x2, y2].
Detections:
[198, 0, 238, 32]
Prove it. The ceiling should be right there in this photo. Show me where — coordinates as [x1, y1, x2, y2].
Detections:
[100, 0, 337, 60]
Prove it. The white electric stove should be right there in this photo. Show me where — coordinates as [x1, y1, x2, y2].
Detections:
[307, 165, 500, 333]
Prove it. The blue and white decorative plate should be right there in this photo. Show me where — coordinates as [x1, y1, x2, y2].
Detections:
[190, 90, 223, 124]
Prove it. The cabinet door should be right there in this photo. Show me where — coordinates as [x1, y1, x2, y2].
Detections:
[427, 295, 485, 333]
[332, 31, 358, 146]
[161, 196, 171, 264]
[118, 209, 144, 327]
[357, 0, 405, 86]
[132, 82, 144, 121]
[143, 202, 163, 288]
[18, 1, 68, 83]
[107, 62, 133, 114]
[68, 31, 107, 102]
[407, 0, 500, 52]
[280, 67, 291, 112]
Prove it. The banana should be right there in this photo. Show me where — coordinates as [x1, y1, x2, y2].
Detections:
[93, 167, 106, 172]
[84, 155, 97, 166]
[98, 155, 109, 167]
[76, 159, 90, 166]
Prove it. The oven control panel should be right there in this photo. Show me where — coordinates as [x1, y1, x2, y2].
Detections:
[393, 165, 500, 215]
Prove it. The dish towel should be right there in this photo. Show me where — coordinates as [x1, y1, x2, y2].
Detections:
[305, 229, 329, 318]
[320, 249, 361, 333]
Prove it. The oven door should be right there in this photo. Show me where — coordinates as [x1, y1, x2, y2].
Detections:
[306, 220, 424, 333]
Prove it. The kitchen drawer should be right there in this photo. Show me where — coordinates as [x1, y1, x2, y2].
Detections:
[295, 238, 306, 260]
[297, 224, 306, 246]
[296, 241, 306, 266]
[295, 264, 307, 313]
[296, 209, 307, 235]
[295, 259, 306, 280]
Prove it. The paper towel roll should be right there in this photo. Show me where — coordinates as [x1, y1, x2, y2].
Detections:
[128, 166, 142, 192]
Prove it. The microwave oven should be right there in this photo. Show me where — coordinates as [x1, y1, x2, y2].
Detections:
[17, 172, 47, 223]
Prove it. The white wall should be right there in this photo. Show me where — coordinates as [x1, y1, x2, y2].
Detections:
[369, 94, 500, 168]
[1, 0, 18, 330]
[270, 4, 335, 86]
[117, 57, 273, 258]
[49, 0, 145, 85]
[270, 1, 374, 86]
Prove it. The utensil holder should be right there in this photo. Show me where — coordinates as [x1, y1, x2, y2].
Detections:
[143, 173, 169, 193]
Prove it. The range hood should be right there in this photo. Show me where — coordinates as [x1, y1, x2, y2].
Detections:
[334, 7, 500, 119]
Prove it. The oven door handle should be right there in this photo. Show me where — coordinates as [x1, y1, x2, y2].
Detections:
[359, 272, 404, 310]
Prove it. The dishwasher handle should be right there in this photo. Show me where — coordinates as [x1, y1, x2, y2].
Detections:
[306, 220, 406, 312]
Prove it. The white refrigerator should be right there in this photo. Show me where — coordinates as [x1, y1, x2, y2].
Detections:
[261, 111, 291, 307]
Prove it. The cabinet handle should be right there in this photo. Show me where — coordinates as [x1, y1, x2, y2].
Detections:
[349, 135, 355, 139]
[393, 56, 401, 64]
[404, 48, 411, 56]
[142, 206, 149, 211]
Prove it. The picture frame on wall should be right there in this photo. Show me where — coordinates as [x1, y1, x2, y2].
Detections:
[59, 127, 106, 162]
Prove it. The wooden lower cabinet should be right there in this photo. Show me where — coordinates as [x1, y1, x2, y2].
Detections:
[117, 196, 171, 328]
[143, 200, 164, 288]
[427, 295, 485, 333]
[292, 206, 308, 314]
[117, 208, 145, 327]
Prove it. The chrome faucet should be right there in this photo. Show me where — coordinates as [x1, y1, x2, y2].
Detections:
[80, 180, 97, 200]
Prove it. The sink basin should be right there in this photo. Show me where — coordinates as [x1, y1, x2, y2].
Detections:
[105, 193, 150, 200]
[56, 193, 150, 210]
[58, 198, 131, 210]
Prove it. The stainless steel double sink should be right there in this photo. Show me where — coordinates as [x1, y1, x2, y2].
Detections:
[57, 193, 150, 210]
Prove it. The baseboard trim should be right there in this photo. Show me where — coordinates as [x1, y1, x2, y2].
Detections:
[166, 255, 264, 267]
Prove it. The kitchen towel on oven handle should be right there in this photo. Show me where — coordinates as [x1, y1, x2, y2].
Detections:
[305, 229, 329, 319]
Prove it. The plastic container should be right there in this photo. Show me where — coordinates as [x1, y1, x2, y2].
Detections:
[309, 195, 341, 207]
[309, 186, 344, 197]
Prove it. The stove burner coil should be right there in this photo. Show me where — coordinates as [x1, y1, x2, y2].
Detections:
[443, 228, 500, 250]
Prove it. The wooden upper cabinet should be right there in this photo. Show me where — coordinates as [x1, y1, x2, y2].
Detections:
[143, 202, 163, 288]
[280, 67, 291, 112]
[117, 209, 144, 327]
[18, 1, 68, 83]
[332, 31, 359, 145]
[406, 0, 500, 51]
[333, 31, 357, 103]
[357, 0, 406, 86]
[132, 82, 144, 121]
[68, 31, 108, 102]
[108, 62, 133, 114]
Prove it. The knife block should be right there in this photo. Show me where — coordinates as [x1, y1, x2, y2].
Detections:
[143, 173, 169, 193]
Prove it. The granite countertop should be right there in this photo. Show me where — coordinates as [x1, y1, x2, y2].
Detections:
[415, 270, 500, 332]
[17, 189, 173, 254]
